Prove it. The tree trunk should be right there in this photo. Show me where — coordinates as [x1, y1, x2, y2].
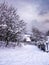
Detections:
[5, 39, 9, 47]
[17, 39, 20, 46]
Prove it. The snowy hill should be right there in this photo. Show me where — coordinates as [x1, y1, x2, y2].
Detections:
[0, 45, 49, 65]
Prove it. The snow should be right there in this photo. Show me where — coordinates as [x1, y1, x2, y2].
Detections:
[46, 36, 49, 44]
[0, 24, 7, 27]
[0, 45, 49, 65]
[26, 37, 31, 41]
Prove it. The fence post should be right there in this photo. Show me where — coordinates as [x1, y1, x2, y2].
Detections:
[46, 43, 49, 53]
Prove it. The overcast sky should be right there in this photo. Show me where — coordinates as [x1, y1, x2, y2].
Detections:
[0, 0, 49, 33]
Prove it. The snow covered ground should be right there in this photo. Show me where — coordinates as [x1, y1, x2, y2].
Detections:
[0, 45, 49, 65]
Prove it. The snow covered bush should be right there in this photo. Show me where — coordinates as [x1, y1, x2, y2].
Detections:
[37, 41, 46, 51]
[40, 43, 45, 51]
[0, 2, 26, 47]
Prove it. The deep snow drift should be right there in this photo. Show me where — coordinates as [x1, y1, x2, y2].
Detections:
[0, 45, 49, 65]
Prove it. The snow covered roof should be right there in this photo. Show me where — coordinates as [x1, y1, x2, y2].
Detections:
[24, 34, 31, 41]
[26, 37, 31, 41]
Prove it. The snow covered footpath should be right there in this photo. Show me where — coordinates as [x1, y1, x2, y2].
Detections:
[0, 45, 49, 65]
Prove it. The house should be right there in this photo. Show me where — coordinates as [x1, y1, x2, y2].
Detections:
[23, 34, 31, 42]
